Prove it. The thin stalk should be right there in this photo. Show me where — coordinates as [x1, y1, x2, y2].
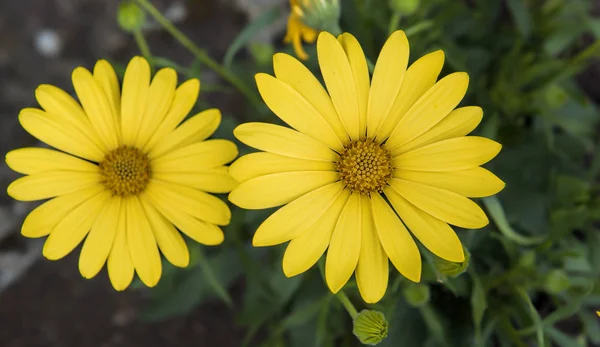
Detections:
[133, 29, 153, 68]
[336, 290, 358, 319]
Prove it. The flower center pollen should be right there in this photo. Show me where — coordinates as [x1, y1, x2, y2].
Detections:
[336, 138, 392, 194]
[99, 146, 151, 197]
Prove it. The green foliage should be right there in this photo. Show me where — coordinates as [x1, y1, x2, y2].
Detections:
[127, 0, 600, 345]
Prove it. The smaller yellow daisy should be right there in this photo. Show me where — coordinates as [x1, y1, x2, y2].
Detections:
[6, 56, 238, 290]
[285, 0, 319, 61]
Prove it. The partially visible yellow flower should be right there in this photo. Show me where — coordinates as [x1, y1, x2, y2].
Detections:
[6, 56, 238, 291]
[284, 0, 341, 60]
[229, 31, 504, 303]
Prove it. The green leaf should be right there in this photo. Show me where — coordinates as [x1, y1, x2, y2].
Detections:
[483, 196, 546, 246]
[515, 287, 545, 347]
[470, 270, 487, 342]
[196, 248, 233, 308]
[545, 327, 583, 347]
[506, 0, 532, 39]
[223, 6, 282, 69]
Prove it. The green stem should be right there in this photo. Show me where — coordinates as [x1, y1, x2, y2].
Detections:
[388, 12, 401, 35]
[133, 29, 153, 67]
[336, 290, 358, 319]
[134, 0, 261, 109]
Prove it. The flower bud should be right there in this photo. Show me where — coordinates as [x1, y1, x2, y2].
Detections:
[294, 0, 341, 35]
[543, 269, 570, 294]
[389, 0, 420, 16]
[403, 283, 430, 307]
[117, 1, 146, 33]
[433, 247, 470, 278]
[353, 310, 388, 346]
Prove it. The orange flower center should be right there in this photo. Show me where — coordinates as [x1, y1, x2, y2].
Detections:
[99, 146, 150, 196]
[336, 138, 392, 194]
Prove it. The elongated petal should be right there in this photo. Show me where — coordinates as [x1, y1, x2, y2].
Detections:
[392, 137, 501, 172]
[229, 152, 335, 183]
[283, 189, 350, 277]
[386, 72, 469, 149]
[325, 192, 362, 293]
[108, 206, 134, 291]
[394, 167, 505, 198]
[21, 185, 104, 238]
[385, 187, 464, 262]
[147, 180, 231, 226]
[371, 193, 421, 282]
[6, 148, 98, 175]
[367, 30, 409, 137]
[389, 179, 488, 229]
[356, 195, 389, 303]
[234, 123, 337, 162]
[338, 33, 370, 137]
[256, 73, 343, 151]
[140, 197, 189, 267]
[72, 67, 119, 150]
[318, 31, 360, 139]
[393, 106, 483, 155]
[376, 50, 445, 141]
[120, 57, 151, 146]
[42, 190, 110, 260]
[8, 171, 101, 201]
[273, 53, 348, 142]
[229, 171, 339, 209]
[134, 68, 177, 148]
[126, 197, 162, 287]
[19, 108, 104, 162]
[93, 60, 121, 122]
[253, 182, 344, 246]
[153, 167, 237, 193]
[143, 79, 200, 152]
[152, 139, 238, 173]
[149, 109, 221, 159]
[79, 196, 121, 278]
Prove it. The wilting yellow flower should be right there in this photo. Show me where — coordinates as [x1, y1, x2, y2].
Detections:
[229, 31, 504, 303]
[6, 56, 238, 291]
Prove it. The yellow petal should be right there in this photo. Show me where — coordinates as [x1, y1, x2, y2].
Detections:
[385, 187, 464, 262]
[42, 190, 110, 260]
[325, 192, 361, 293]
[93, 59, 121, 129]
[370, 193, 421, 282]
[108, 206, 134, 291]
[256, 73, 343, 151]
[282, 188, 350, 277]
[126, 196, 162, 287]
[120, 56, 151, 146]
[6, 147, 98, 175]
[376, 50, 445, 141]
[233, 123, 337, 162]
[19, 108, 104, 162]
[389, 179, 489, 229]
[8, 171, 101, 201]
[35, 84, 106, 151]
[79, 196, 121, 278]
[229, 171, 339, 209]
[147, 180, 231, 226]
[393, 106, 483, 155]
[394, 167, 505, 198]
[151, 139, 238, 173]
[149, 109, 221, 159]
[228, 152, 335, 183]
[392, 137, 502, 172]
[72, 67, 119, 150]
[153, 167, 238, 193]
[367, 30, 409, 137]
[140, 197, 189, 268]
[142, 78, 200, 152]
[21, 185, 104, 238]
[356, 195, 389, 303]
[135, 68, 178, 149]
[272, 53, 347, 142]
[338, 33, 370, 137]
[253, 182, 344, 246]
[317, 31, 360, 140]
[143, 190, 224, 245]
[386, 72, 469, 149]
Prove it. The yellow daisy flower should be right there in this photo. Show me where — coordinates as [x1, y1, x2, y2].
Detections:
[5, 56, 238, 291]
[284, 0, 319, 61]
[228, 31, 504, 303]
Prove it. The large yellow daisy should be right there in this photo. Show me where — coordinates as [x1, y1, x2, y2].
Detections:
[5, 56, 238, 291]
[228, 31, 504, 303]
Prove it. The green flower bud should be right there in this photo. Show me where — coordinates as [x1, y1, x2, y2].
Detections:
[433, 247, 470, 278]
[353, 310, 388, 346]
[389, 0, 420, 16]
[403, 283, 430, 307]
[544, 269, 570, 294]
[249, 42, 275, 66]
[117, 1, 146, 33]
[295, 0, 342, 36]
